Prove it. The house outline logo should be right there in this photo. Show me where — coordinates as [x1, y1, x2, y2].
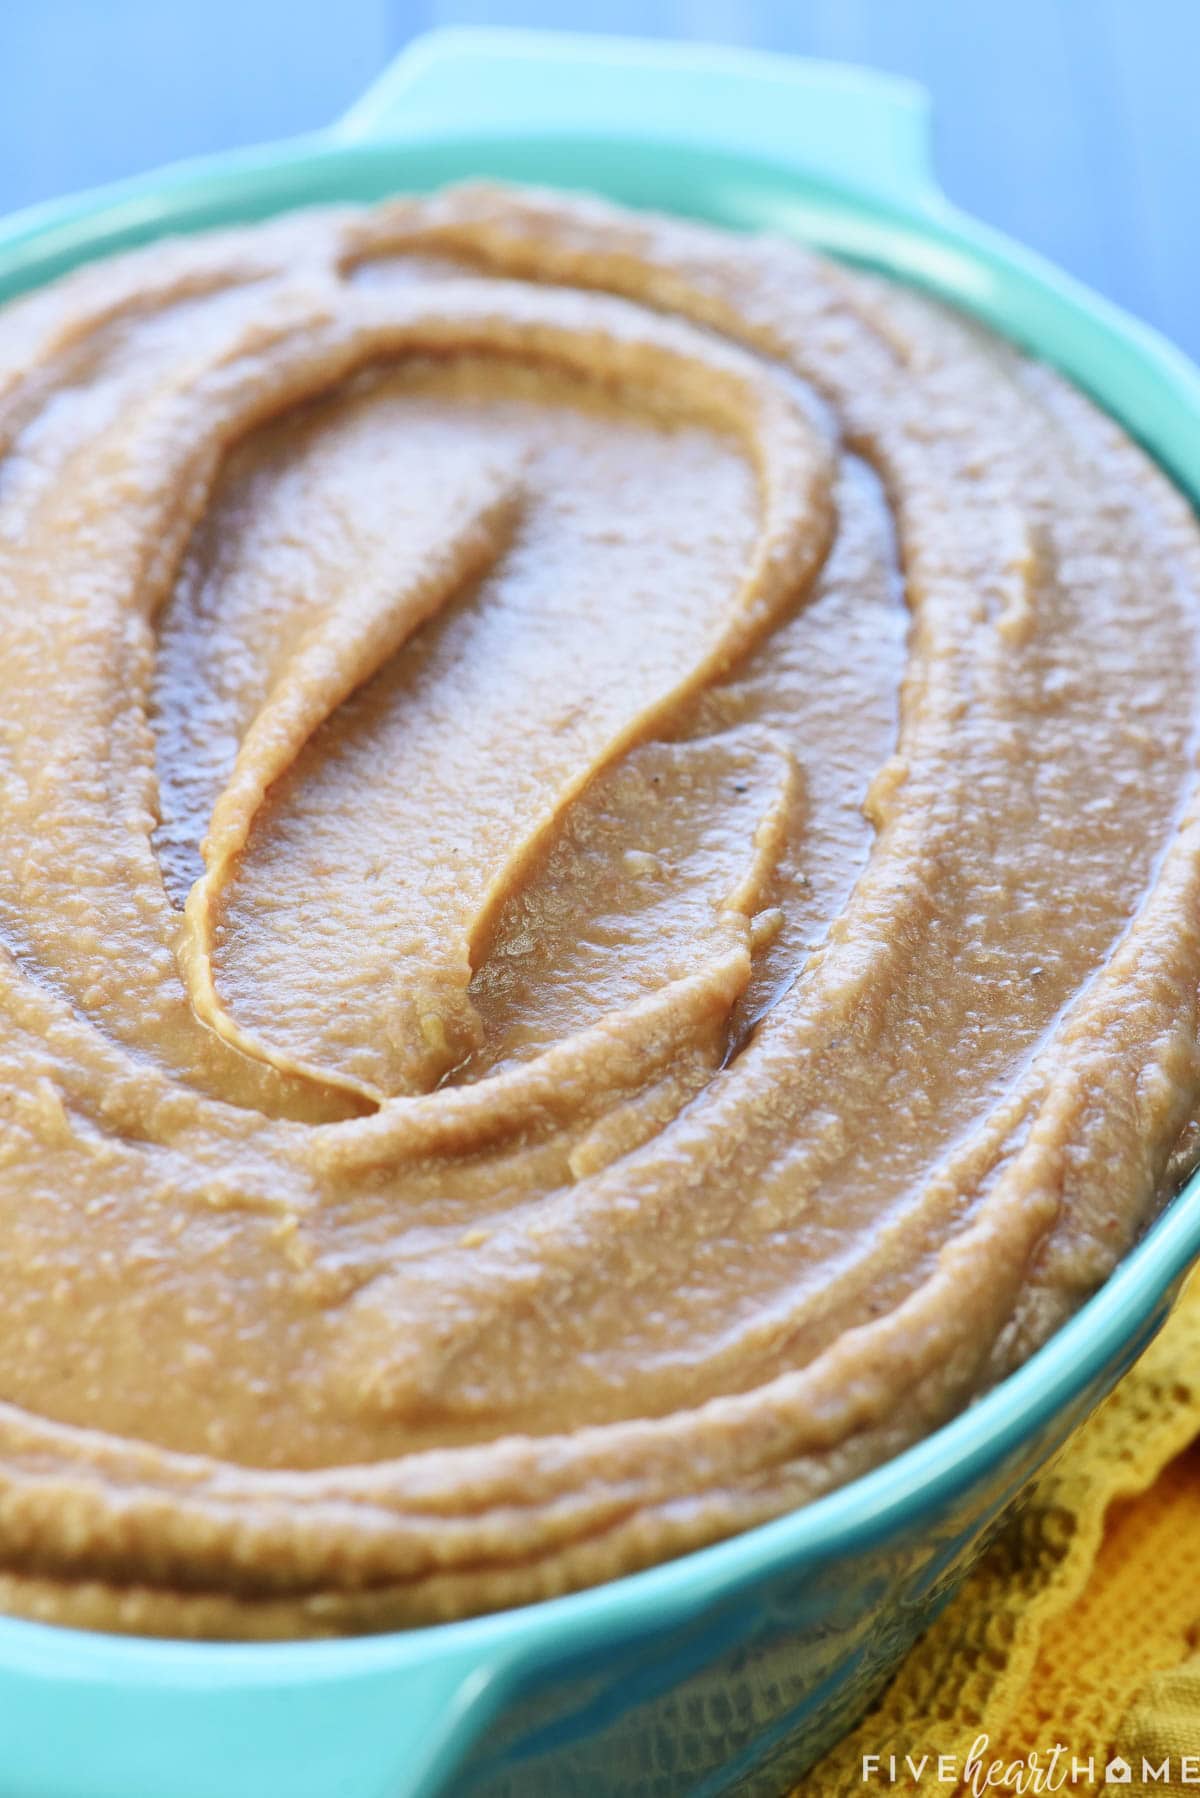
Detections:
[1105, 1759, 1132, 1785]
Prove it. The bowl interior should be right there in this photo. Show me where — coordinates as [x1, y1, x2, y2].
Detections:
[0, 126, 1198, 1687]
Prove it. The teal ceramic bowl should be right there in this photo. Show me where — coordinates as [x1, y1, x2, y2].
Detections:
[3, 29, 1200, 1798]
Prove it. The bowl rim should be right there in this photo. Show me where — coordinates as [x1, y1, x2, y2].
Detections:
[0, 118, 1199, 1689]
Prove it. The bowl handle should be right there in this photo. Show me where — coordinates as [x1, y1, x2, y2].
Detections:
[337, 1642, 509, 1798]
[335, 27, 945, 216]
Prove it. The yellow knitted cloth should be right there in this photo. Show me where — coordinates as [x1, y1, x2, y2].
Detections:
[805, 1273, 1200, 1796]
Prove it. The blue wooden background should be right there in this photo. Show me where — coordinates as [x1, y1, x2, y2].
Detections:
[1, 0, 1196, 359]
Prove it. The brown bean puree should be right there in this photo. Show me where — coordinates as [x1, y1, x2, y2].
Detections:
[0, 183, 1199, 1639]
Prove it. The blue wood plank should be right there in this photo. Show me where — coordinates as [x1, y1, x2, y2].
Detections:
[1087, 0, 1200, 365]
[0, 0, 391, 205]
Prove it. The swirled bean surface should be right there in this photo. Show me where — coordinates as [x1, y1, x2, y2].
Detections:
[1, 185, 1199, 1637]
